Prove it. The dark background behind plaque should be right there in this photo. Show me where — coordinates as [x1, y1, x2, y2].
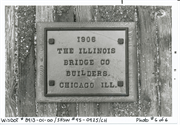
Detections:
[5, 6, 172, 117]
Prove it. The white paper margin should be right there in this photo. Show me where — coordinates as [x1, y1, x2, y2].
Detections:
[0, 0, 179, 125]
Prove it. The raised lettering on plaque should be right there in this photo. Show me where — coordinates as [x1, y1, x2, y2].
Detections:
[45, 28, 128, 96]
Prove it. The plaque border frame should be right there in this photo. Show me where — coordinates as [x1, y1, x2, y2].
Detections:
[36, 22, 137, 102]
[44, 27, 129, 96]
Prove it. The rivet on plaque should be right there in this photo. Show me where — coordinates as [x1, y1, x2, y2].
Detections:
[49, 38, 55, 44]
[117, 81, 124, 87]
[49, 80, 55, 86]
[117, 38, 124, 44]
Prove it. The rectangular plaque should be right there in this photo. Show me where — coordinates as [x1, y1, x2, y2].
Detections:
[36, 22, 137, 102]
[46, 29, 128, 96]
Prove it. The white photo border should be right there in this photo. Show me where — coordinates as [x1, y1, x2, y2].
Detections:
[0, 0, 179, 125]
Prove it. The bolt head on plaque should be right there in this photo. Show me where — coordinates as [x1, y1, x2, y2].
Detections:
[118, 38, 124, 44]
[118, 81, 124, 87]
[49, 38, 55, 44]
[49, 80, 55, 86]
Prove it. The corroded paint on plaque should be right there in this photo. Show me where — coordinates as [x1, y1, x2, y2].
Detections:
[45, 29, 128, 96]
[36, 22, 137, 102]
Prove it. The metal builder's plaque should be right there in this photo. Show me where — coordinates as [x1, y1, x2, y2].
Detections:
[37, 23, 137, 102]
[46, 29, 128, 96]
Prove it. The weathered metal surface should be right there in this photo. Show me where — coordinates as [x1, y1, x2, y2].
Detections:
[46, 29, 128, 96]
[36, 22, 137, 102]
